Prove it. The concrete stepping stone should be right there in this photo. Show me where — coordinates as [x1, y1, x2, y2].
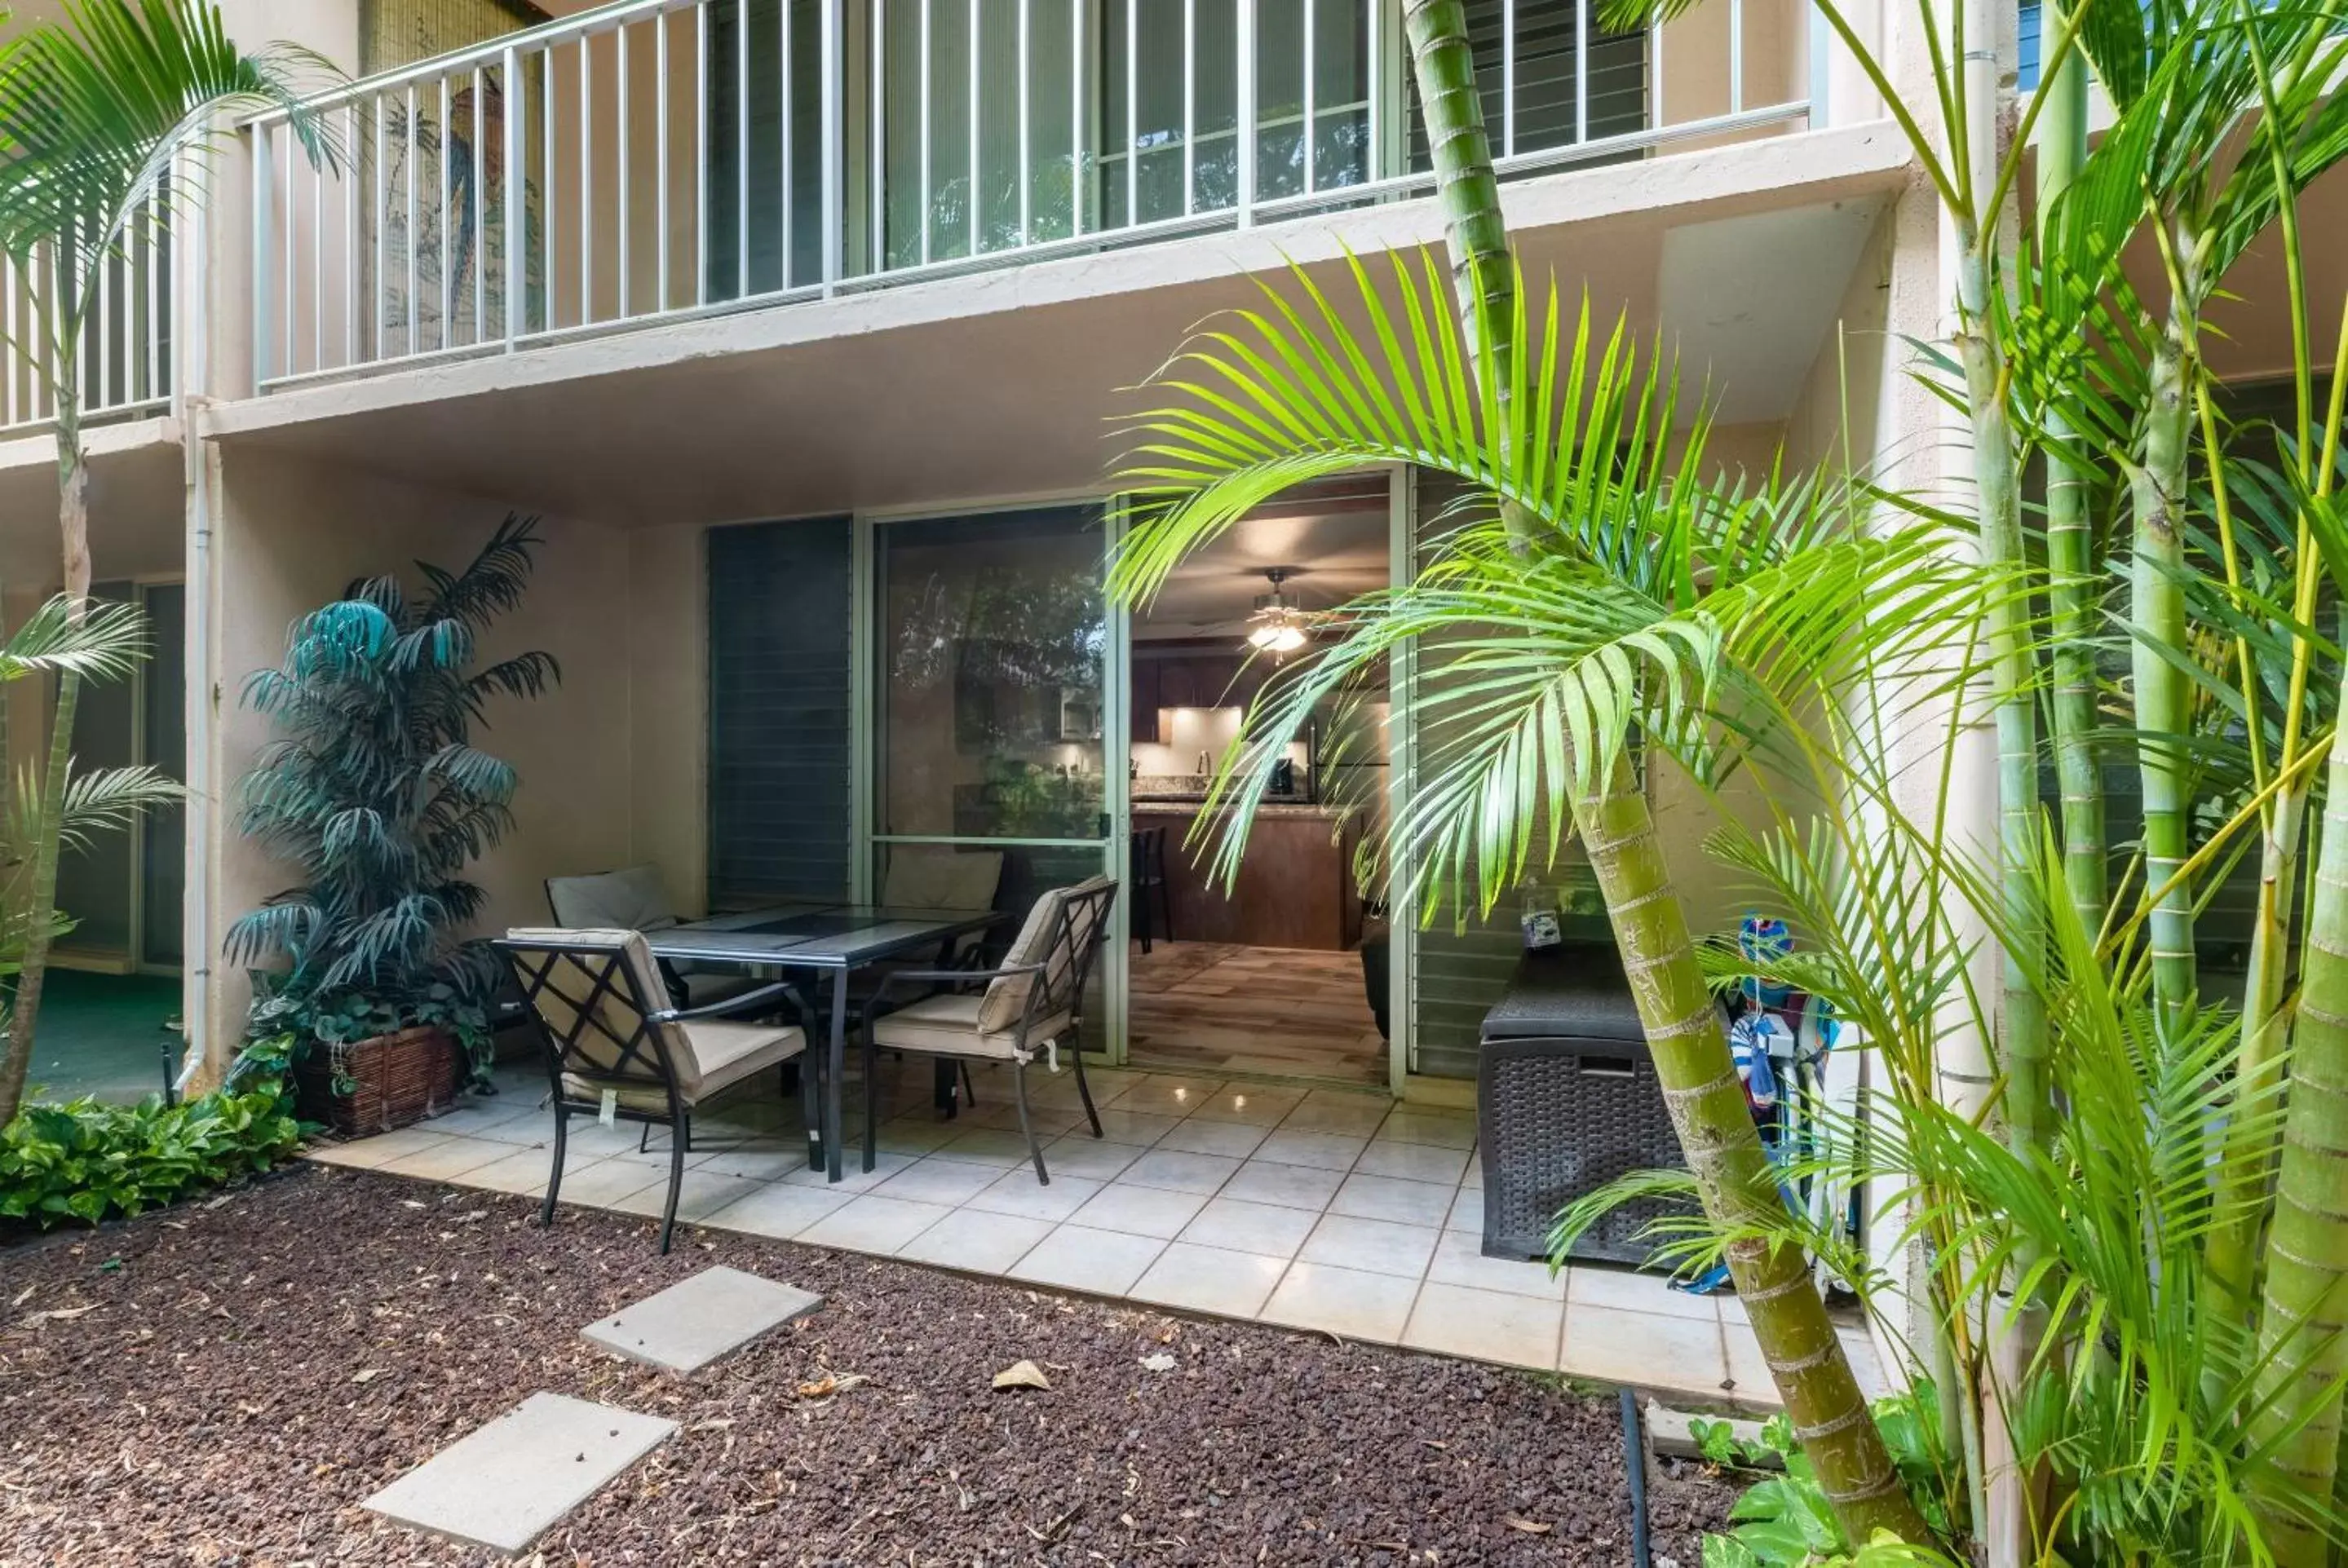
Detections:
[581, 1264, 822, 1373]
[363, 1392, 674, 1556]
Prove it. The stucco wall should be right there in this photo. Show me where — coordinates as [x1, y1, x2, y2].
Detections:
[202, 444, 632, 1062]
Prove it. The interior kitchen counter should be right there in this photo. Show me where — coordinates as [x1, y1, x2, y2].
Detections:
[1131, 799, 1364, 950]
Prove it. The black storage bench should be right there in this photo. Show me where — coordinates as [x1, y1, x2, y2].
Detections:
[1479, 943, 1692, 1265]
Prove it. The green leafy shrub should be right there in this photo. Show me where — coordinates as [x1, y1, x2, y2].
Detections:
[1697, 1384, 1959, 1568]
[0, 1063, 303, 1228]
[226, 515, 559, 1091]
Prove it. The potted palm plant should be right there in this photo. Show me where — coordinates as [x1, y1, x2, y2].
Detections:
[228, 515, 559, 1134]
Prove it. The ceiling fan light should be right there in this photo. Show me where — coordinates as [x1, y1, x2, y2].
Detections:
[1267, 625, 1307, 652]
[1246, 623, 1283, 648]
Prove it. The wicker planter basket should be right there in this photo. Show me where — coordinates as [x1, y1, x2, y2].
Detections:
[294, 1025, 463, 1136]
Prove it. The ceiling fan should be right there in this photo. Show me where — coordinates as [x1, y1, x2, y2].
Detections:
[1245, 568, 1310, 653]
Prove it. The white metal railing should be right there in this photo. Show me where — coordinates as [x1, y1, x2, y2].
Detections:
[0, 184, 176, 435]
[247, 0, 1813, 391]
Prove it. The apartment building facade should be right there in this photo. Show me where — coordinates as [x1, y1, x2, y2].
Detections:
[10, 0, 2315, 1098]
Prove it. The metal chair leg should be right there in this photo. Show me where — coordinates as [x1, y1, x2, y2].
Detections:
[861, 1029, 881, 1175]
[658, 1113, 688, 1255]
[539, 1105, 568, 1227]
[1071, 1037, 1103, 1138]
[960, 1061, 978, 1110]
[1014, 1060, 1049, 1184]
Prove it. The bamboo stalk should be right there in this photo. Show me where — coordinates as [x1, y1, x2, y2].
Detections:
[2035, 0, 2103, 944]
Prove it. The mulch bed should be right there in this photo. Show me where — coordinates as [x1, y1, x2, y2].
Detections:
[0, 1164, 1736, 1566]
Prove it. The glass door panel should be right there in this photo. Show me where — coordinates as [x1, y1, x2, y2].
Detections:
[870, 503, 1118, 1057]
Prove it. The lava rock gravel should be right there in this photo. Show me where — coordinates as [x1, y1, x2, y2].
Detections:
[0, 1164, 1734, 1565]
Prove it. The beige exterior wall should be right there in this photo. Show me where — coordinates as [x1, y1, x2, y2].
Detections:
[201, 444, 635, 1059]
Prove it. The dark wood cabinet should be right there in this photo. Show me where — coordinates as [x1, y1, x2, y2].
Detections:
[1130, 805, 1362, 951]
[1134, 647, 1268, 745]
[1129, 659, 1161, 743]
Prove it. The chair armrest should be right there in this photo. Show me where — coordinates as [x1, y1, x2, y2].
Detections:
[868, 962, 1040, 1011]
[652, 978, 812, 1025]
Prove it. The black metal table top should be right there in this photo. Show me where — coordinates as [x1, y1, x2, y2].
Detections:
[646, 903, 1003, 970]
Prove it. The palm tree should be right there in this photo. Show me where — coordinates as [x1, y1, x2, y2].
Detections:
[0, 0, 333, 1116]
[1112, 251, 1943, 1546]
[1117, 1, 1926, 1543]
[0, 598, 183, 1119]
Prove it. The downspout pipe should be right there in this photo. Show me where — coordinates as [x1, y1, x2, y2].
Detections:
[174, 142, 213, 1095]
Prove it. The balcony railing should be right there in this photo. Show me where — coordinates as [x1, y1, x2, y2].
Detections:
[246, 0, 1815, 391]
[0, 185, 175, 436]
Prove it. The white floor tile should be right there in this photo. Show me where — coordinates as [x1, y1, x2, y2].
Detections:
[1117, 1148, 1241, 1195]
[1278, 1096, 1393, 1136]
[1130, 1243, 1289, 1318]
[1567, 1264, 1718, 1322]
[868, 1156, 1008, 1207]
[1253, 1129, 1370, 1173]
[1106, 1076, 1227, 1116]
[381, 1136, 514, 1183]
[1008, 1225, 1166, 1296]
[1561, 1303, 1731, 1401]
[700, 1182, 852, 1240]
[1086, 1109, 1183, 1146]
[964, 1168, 1105, 1222]
[1425, 1228, 1568, 1301]
[1179, 1196, 1320, 1259]
[1375, 1109, 1479, 1151]
[1187, 1086, 1306, 1125]
[1154, 1118, 1271, 1158]
[931, 1128, 1046, 1168]
[1353, 1139, 1472, 1186]
[1069, 1182, 1211, 1240]
[897, 1210, 1056, 1274]
[1298, 1214, 1441, 1279]
[798, 1194, 957, 1256]
[1327, 1173, 1456, 1228]
[1261, 1261, 1419, 1341]
[777, 1151, 916, 1194]
[1404, 1282, 1565, 1370]
[1038, 1135, 1150, 1182]
[1220, 1159, 1346, 1212]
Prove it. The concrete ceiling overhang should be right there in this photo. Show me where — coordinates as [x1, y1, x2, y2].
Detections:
[0, 419, 188, 587]
[204, 122, 1911, 528]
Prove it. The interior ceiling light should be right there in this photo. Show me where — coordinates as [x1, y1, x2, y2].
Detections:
[1245, 568, 1310, 652]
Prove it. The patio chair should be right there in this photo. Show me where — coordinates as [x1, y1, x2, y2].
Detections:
[497, 927, 810, 1253]
[860, 877, 1118, 1183]
[869, 847, 1006, 1107]
[545, 865, 756, 1009]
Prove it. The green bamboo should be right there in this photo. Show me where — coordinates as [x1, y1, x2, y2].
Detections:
[2035, 2, 2103, 945]
[1950, 239, 2050, 1155]
[2250, 706, 2348, 1564]
[2131, 223, 2201, 1038]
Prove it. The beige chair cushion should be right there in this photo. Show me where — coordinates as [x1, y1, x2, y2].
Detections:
[974, 876, 1117, 1035]
[562, 1018, 805, 1112]
[546, 866, 680, 931]
[508, 926, 674, 1076]
[508, 925, 804, 1114]
[975, 888, 1068, 1035]
[882, 849, 1005, 911]
[871, 991, 1072, 1063]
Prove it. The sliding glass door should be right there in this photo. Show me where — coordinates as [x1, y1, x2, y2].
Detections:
[867, 503, 1125, 1058]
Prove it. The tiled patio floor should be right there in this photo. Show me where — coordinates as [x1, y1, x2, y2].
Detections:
[305, 1058, 1880, 1411]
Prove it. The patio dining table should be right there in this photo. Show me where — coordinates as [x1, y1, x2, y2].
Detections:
[645, 903, 1007, 1182]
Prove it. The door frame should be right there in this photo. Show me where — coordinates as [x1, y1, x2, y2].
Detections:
[849, 489, 1134, 1065]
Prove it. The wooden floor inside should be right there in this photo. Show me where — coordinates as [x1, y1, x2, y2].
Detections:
[1126, 940, 1386, 1087]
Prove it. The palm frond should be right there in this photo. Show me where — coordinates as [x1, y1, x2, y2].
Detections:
[0, 0, 340, 358]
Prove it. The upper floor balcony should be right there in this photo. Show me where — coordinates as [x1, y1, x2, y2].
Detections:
[238, 0, 1827, 395]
